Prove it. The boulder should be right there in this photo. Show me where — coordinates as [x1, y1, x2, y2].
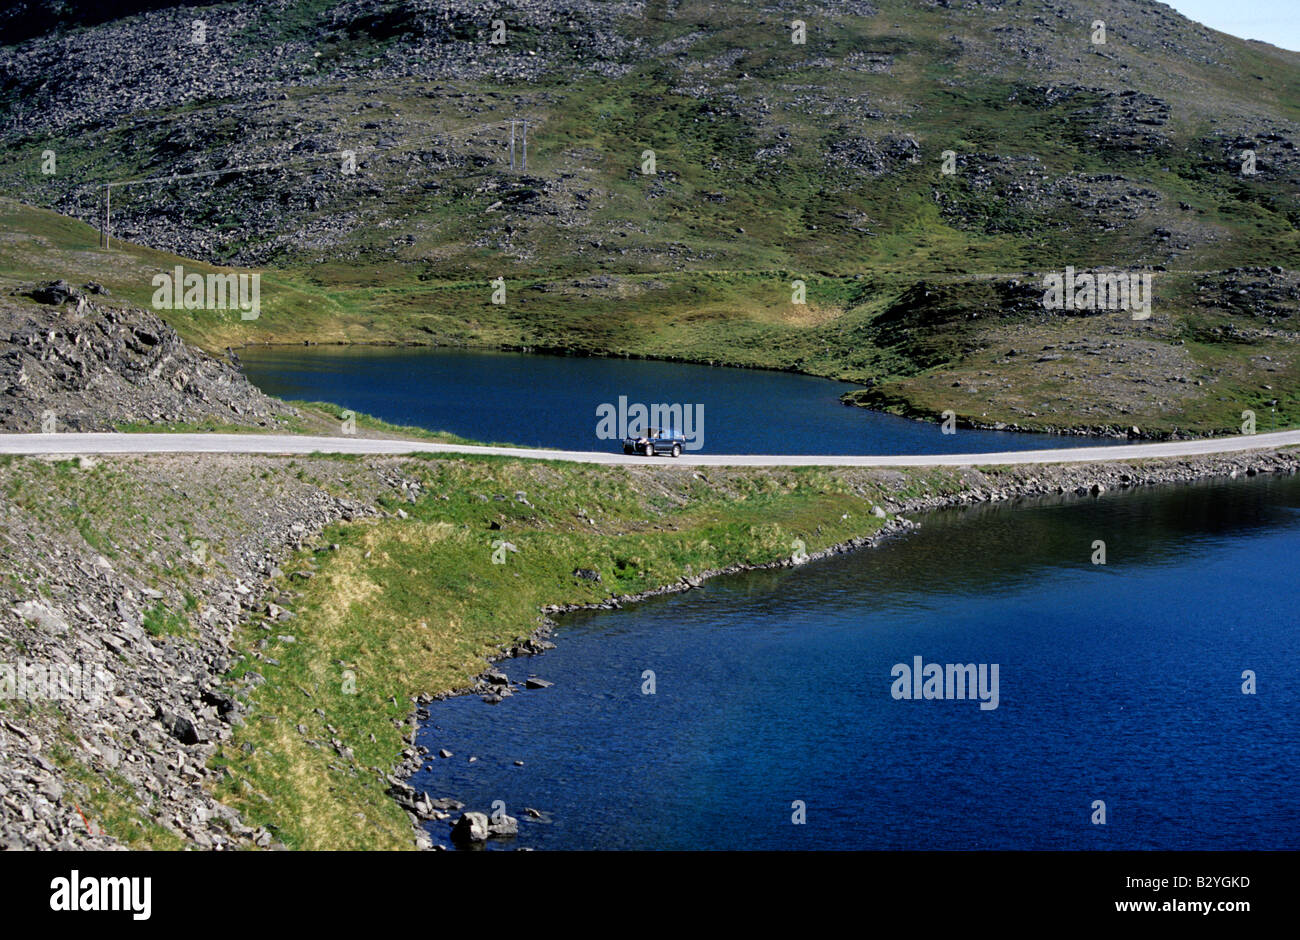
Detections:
[451, 812, 490, 845]
[30, 280, 77, 305]
[488, 813, 519, 837]
[156, 707, 201, 745]
[12, 600, 68, 633]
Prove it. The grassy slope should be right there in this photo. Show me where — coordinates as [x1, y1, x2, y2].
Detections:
[0, 447, 965, 849]
[211, 455, 958, 849]
[0, 198, 353, 350]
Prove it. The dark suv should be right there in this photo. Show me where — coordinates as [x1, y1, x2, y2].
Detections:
[623, 427, 686, 457]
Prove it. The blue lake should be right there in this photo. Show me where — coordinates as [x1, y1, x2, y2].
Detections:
[238, 346, 1128, 454]
[411, 473, 1300, 850]
[239, 345, 1295, 849]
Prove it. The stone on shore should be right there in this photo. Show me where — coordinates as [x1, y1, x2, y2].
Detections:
[450, 811, 490, 845]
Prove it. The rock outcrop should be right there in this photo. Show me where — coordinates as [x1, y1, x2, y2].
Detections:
[0, 285, 292, 432]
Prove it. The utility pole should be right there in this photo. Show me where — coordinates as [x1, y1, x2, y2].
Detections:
[522, 119, 528, 173]
[509, 119, 516, 171]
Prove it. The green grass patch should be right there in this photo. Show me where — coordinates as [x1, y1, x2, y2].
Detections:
[210, 456, 936, 849]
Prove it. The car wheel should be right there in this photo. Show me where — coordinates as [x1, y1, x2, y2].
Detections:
[643, 444, 654, 457]
[671, 443, 681, 458]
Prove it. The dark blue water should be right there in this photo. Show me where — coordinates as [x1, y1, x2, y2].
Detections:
[412, 474, 1300, 850]
[239, 346, 1127, 454]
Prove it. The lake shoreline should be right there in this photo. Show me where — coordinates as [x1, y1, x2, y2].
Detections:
[236, 339, 1270, 443]
[403, 445, 1300, 850]
[238, 344, 1157, 455]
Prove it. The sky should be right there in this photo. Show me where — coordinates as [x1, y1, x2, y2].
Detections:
[1163, 0, 1300, 52]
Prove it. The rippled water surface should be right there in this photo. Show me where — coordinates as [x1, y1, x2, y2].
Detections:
[411, 474, 1300, 850]
[239, 346, 1128, 455]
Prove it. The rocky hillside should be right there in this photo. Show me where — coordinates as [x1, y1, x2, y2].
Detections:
[0, 0, 1297, 434]
[0, 448, 406, 849]
[0, 281, 292, 432]
[1, 0, 1294, 273]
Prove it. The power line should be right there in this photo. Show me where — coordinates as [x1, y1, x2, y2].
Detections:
[97, 119, 523, 191]
[94, 118, 540, 247]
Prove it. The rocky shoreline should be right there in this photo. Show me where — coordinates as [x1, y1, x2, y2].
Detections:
[3, 291, 1297, 850]
[840, 390, 1227, 441]
[396, 444, 1300, 850]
